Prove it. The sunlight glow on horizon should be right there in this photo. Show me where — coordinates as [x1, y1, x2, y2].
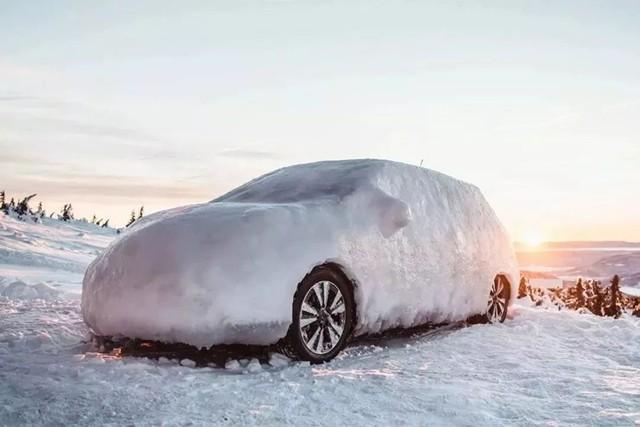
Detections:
[521, 231, 546, 248]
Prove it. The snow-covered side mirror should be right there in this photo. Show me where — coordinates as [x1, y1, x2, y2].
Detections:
[362, 187, 412, 238]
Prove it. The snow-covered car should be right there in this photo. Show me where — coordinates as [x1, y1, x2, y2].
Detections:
[82, 159, 518, 363]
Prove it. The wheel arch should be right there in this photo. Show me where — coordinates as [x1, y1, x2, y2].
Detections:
[308, 261, 359, 336]
[495, 271, 516, 304]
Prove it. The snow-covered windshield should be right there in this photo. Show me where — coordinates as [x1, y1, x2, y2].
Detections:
[212, 160, 380, 204]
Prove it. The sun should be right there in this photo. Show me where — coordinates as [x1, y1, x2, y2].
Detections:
[522, 231, 545, 248]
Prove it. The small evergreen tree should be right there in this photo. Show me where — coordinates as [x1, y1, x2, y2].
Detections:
[0, 191, 6, 213]
[102, 219, 110, 228]
[605, 275, 622, 318]
[60, 204, 74, 221]
[592, 280, 604, 316]
[138, 206, 144, 220]
[91, 214, 97, 224]
[96, 218, 103, 226]
[126, 210, 136, 227]
[575, 278, 585, 308]
[15, 194, 36, 217]
[8, 198, 15, 211]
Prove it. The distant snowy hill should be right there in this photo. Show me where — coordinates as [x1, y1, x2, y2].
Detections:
[517, 241, 640, 291]
[0, 213, 116, 296]
[568, 252, 640, 285]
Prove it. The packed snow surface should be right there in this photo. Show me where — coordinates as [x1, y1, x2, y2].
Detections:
[82, 159, 518, 347]
[1, 213, 640, 426]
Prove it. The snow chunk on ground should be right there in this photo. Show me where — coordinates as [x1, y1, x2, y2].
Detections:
[268, 353, 291, 368]
[179, 358, 197, 368]
[0, 280, 60, 300]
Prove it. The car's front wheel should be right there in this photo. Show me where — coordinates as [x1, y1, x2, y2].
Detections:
[486, 275, 510, 323]
[283, 266, 355, 363]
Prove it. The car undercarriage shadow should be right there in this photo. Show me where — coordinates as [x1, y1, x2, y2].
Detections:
[90, 315, 487, 367]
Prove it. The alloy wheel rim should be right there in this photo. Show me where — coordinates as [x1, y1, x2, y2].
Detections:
[299, 280, 346, 355]
[487, 277, 508, 323]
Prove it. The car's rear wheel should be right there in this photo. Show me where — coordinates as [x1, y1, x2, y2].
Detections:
[283, 266, 354, 363]
[486, 275, 510, 323]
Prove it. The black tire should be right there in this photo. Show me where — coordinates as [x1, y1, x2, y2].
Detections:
[282, 266, 355, 363]
[485, 275, 510, 323]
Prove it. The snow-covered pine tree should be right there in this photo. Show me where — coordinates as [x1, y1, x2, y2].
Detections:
[605, 275, 622, 318]
[16, 194, 36, 217]
[60, 204, 74, 221]
[593, 280, 605, 316]
[565, 279, 579, 310]
[138, 206, 144, 220]
[126, 210, 136, 227]
[102, 219, 110, 228]
[575, 278, 586, 308]
[0, 191, 6, 213]
[91, 214, 97, 224]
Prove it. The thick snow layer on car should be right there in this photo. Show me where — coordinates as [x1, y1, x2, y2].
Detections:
[82, 160, 518, 347]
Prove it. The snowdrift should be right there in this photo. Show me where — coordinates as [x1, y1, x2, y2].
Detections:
[82, 159, 518, 347]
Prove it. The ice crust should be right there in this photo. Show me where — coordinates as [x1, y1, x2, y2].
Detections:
[82, 160, 519, 347]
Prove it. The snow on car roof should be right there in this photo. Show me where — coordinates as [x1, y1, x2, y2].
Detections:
[213, 159, 473, 204]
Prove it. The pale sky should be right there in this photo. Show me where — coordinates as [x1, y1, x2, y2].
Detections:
[1, 1, 639, 241]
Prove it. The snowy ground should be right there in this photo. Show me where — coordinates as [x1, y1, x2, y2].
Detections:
[1, 214, 639, 426]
